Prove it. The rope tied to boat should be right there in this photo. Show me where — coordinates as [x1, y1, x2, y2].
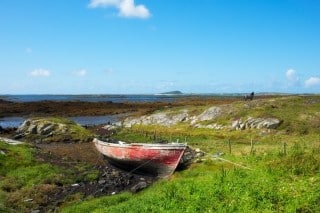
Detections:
[129, 157, 157, 174]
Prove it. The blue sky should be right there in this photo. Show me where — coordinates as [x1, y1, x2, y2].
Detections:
[1, 0, 320, 94]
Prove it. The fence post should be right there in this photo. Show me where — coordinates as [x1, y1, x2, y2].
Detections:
[153, 130, 156, 140]
[283, 142, 287, 156]
[250, 139, 254, 155]
[228, 139, 232, 154]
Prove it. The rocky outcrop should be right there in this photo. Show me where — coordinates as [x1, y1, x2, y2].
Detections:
[231, 117, 282, 130]
[122, 106, 282, 131]
[14, 117, 93, 143]
[123, 110, 188, 128]
[190, 106, 221, 125]
[16, 119, 68, 137]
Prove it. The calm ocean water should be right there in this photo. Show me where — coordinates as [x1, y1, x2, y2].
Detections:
[0, 93, 243, 103]
[0, 94, 184, 103]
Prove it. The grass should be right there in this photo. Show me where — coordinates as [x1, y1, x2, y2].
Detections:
[61, 95, 320, 212]
[62, 144, 320, 212]
[0, 141, 100, 212]
[2, 95, 320, 212]
[0, 142, 60, 212]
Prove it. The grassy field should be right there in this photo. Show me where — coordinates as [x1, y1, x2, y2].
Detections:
[1, 95, 320, 212]
[62, 143, 320, 212]
[62, 95, 320, 212]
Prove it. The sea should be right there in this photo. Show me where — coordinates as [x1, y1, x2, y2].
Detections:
[0, 94, 188, 103]
[0, 94, 242, 128]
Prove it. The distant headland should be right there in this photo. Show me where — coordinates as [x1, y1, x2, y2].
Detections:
[156, 91, 183, 95]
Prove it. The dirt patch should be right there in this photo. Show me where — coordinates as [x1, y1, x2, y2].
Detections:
[36, 142, 105, 166]
[33, 141, 157, 212]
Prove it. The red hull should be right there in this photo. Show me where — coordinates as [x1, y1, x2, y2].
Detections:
[93, 138, 187, 178]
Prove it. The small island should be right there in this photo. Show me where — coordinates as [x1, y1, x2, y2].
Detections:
[156, 91, 183, 95]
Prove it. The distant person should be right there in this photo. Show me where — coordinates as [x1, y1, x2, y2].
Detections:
[244, 92, 254, 101]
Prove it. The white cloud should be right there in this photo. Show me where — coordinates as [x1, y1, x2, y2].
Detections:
[73, 69, 87, 77]
[29, 68, 51, 77]
[88, 0, 151, 19]
[286, 69, 298, 82]
[305, 77, 320, 87]
[285, 68, 301, 87]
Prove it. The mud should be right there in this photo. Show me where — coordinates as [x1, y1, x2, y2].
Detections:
[1, 125, 157, 212]
[34, 141, 156, 212]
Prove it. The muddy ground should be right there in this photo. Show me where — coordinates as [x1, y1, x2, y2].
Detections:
[1, 126, 157, 212]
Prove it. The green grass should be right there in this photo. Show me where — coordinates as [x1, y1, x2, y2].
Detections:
[2, 95, 320, 212]
[0, 141, 100, 212]
[62, 144, 320, 212]
[61, 95, 320, 212]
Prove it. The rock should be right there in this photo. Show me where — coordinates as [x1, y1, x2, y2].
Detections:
[0, 150, 5, 155]
[14, 117, 93, 143]
[27, 124, 37, 134]
[231, 119, 241, 129]
[121, 105, 281, 131]
[13, 133, 24, 140]
[195, 106, 221, 122]
[130, 181, 147, 193]
[38, 124, 54, 135]
[180, 146, 205, 166]
[102, 124, 118, 131]
[0, 136, 25, 145]
[194, 123, 224, 130]
[123, 110, 188, 127]
[98, 180, 106, 184]
[231, 117, 282, 130]
[212, 152, 224, 158]
[261, 118, 282, 129]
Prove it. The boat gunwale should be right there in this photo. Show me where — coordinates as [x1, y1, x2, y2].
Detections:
[93, 138, 187, 150]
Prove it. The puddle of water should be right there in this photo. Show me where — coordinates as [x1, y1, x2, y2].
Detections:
[0, 115, 123, 129]
[0, 117, 25, 128]
[69, 115, 120, 126]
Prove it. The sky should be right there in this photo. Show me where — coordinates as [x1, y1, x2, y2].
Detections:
[0, 0, 320, 94]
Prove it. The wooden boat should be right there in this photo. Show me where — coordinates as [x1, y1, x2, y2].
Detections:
[93, 138, 187, 178]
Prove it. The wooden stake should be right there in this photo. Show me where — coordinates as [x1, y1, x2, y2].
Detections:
[228, 139, 231, 154]
[283, 142, 287, 156]
[250, 139, 254, 155]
